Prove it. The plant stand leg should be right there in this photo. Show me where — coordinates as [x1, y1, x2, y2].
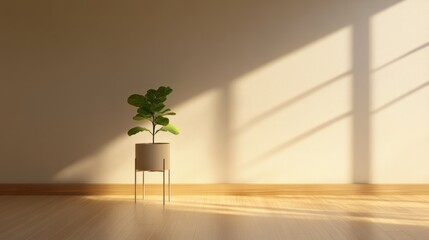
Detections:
[168, 169, 171, 202]
[134, 170, 136, 203]
[142, 171, 145, 200]
[163, 158, 165, 206]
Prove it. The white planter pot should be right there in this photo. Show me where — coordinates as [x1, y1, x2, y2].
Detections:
[135, 143, 170, 171]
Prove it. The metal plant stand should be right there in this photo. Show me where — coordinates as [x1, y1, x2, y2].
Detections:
[134, 158, 171, 205]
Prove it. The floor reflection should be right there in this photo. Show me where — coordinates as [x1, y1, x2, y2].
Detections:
[1, 195, 428, 239]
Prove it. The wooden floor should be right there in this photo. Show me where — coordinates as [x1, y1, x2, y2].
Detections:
[1, 195, 429, 240]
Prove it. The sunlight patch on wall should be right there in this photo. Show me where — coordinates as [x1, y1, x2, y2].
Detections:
[229, 27, 353, 183]
[370, 0, 429, 183]
[371, 0, 429, 111]
[230, 26, 352, 130]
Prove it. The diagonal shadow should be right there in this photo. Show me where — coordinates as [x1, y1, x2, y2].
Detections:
[249, 112, 351, 166]
[0, 0, 402, 183]
[233, 71, 352, 135]
[372, 42, 429, 72]
[372, 81, 429, 114]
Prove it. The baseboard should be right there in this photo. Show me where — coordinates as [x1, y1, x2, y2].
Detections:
[1, 184, 429, 195]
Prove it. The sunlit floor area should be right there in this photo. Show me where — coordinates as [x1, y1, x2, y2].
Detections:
[1, 195, 429, 240]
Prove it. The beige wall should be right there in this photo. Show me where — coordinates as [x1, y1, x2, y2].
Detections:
[1, 0, 428, 183]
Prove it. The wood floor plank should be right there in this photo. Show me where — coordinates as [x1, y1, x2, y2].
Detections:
[1, 195, 429, 240]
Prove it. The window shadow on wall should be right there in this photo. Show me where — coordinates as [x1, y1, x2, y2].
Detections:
[0, 0, 402, 183]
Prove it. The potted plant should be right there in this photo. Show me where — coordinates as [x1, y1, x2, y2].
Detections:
[127, 86, 179, 171]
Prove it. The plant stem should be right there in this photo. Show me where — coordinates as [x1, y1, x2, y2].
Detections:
[152, 114, 155, 144]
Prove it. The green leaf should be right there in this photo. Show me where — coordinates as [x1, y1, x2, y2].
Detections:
[164, 87, 173, 95]
[133, 114, 151, 121]
[153, 96, 167, 104]
[145, 89, 157, 102]
[152, 103, 165, 112]
[156, 86, 166, 95]
[157, 124, 179, 135]
[137, 100, 153, 115]
[127, 94, 145, 107]
[127, 127, 151, 136]
[154, 116, 169, 126]
[161, 108, 171, 113]
[160, 112, 176, 116]
[157, 86, 172, 97]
